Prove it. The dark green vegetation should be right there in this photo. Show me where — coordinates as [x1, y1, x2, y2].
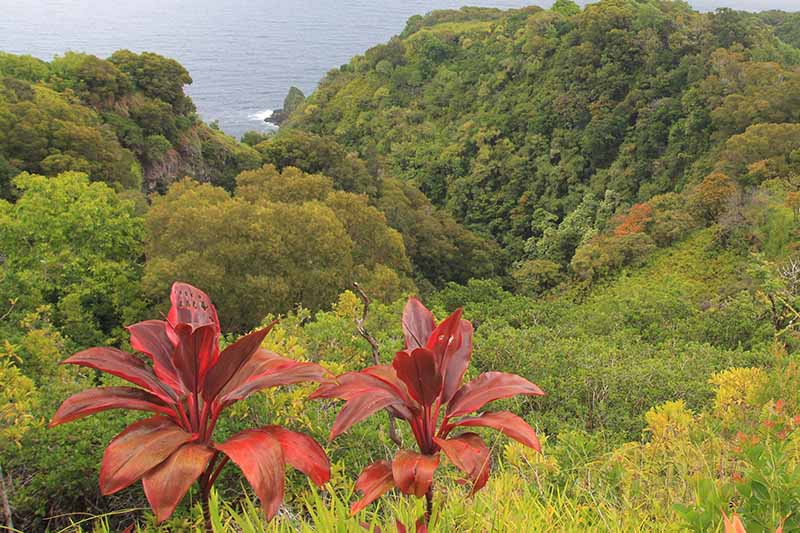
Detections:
[1, 1, 800, 531]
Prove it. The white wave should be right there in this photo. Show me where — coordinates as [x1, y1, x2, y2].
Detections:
[248, 109, 273, 121]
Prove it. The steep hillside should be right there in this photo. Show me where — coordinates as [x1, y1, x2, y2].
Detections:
[287, 0, 800, 262]
[0, 51, 262, 194]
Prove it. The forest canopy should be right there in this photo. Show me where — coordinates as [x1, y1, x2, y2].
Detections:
[1, 1, 800, 531]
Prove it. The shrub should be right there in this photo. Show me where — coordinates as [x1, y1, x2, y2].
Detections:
[49, 282, 331, 529]
[311, 297, 544, 528]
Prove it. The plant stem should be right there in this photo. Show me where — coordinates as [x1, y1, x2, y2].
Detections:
[201, 490, 212, 533]
[199, 463, 215, 533]
[424, 486, 433, 526]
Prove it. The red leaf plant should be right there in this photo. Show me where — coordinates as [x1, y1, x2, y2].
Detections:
[50, 282, 331, 529]
[311, 297, 544, 527]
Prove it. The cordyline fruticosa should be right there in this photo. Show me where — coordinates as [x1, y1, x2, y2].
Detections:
[50, 282, 331, 528]
[311, 297, 545, 528]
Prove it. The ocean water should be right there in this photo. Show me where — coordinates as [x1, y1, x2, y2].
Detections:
[2, 0, 797, 138]
[0, 0, 535, 138]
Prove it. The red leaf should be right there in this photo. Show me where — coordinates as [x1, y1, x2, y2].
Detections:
[50, 387, 173, 427]
[126, 320, 182, 393]
[362, 366, 416, 402]
[434, 433, 490, 495]
[330, 392, 402, 440]
[350, 460, 395, 515]
[99, 416, 193, 495]
[203, 323, 275, 402]
[215, 429, 285, 520]
[402, 297, 436, 349]
[391, 450, 440, 498]
[722, 511, 747, 533]
[441, 319, 473, 404]
[425, 308, 462, 369]
[216, 351, 329, 408]
[171, 323, 218, 394]
[311, 366, 415, 419]
[167, 282, 219, 332]
[392, 348, 441, 407]
[449, 411, 541, 451]
[259, 426, 330, 486]
[310, 371, 389, 400]
[446, 372, 544, 419]
[142, 443, 214, 523]
[63, 348, 175, 403]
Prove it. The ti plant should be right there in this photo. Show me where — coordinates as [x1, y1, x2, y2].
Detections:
[311, 297, 544, 529]
[50, 282, 331, 529]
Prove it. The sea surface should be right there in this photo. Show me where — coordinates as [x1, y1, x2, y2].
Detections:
[2, 0, 797, 138]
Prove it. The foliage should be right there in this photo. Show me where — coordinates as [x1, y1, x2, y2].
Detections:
[510, 259, 564, 296]
[0, 79, 142, 194]
[290, 0, 800, 265]
[50, 282, 331, 526]
[143, 169, 416, 331]
[313, 298, 543, 527]
[0, 171, 145, 346]
[0, 346, 39, 449]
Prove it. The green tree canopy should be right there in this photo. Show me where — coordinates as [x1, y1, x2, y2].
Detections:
[0, 172, 145, 346]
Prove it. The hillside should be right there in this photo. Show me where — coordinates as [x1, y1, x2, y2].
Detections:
[287, 0, 800, 263]
[1, 1, 800, 532]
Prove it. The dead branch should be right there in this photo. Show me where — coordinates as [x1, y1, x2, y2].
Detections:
[352, 282, 402, 447]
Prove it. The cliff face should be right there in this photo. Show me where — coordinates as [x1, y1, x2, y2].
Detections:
[0, 50, 261, 196]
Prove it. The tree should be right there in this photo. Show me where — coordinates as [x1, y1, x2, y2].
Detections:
[690, 172, 739, 222]
[255, 129, 378, 195]
[235, 164, 333, 204]
[551, 0, 580, 17]
[324, 190, 410, 274]
[613, 203, 653, 236]
[0, 82, 142, 192]
[0, 172, 144, 346]
[143, 179, 354, 331]
[109, 50, 193, 113]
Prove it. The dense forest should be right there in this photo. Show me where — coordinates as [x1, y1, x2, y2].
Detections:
[2, 1, 800, 531]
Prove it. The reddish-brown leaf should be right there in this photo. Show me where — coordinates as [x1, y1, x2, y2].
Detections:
[392, 348, 442, 407]
[215, 429, 285, 520]
[425, 308, 462, 369]
[350, 460, 395, 515]
[311, 367, 415, 419]
[449, 411, 541, 451]
[167, 282, 219, 332]
[217, 352, 329, 408]
[330, 392, 402, 440]
[434, 433, 490, 495]
[441, 319, 473, 404]
[391, 450, 440, 498]
[99, 416, 193, 495]
[446, 372, 544, 419]
[260, 426, 331, 486]
[402, 297, 436, 349]
[171, 323, 218, 394]
[203, 323, 275, 402]
[309, 371, 381, 400]
[722, 511, 747, 533]
[126, 320, 182, 393]
[142, 443, 215, 523]
[50, 387, 173, 427]
[63, 347, 175, 403]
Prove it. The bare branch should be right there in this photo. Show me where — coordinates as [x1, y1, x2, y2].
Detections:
[0, 299, 16, 323]
[352, 282, 402, 447]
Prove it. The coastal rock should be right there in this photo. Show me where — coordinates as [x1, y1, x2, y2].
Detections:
[267, 86, 305, 125]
